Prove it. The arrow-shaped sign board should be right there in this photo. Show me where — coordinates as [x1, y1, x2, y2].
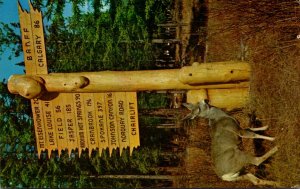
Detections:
[18, 2, 140, 158]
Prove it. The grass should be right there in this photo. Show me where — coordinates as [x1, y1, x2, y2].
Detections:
[249, 33, 300, 187]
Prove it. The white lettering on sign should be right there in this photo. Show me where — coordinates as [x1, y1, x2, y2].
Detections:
[52, 93, 68, 154]
[87, 111, 96, 145]
[94, 93, 108, 155]
[129, 102, 137, 136]
[118, 100, 127, 143]
[97, 101, 106, 143]
[105, 92, 120, 155]
[63, 93, 78, 155]
[29, 2, 47, 74]
[115, 92, 130, 155]
[74, 93, 87, 155]
[108, 97, 117, 146]
[33, 99, 45, 148]
[83, 93, 99, 156]
[127, 92, 140, 155]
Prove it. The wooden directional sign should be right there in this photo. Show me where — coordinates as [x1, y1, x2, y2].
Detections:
[15, 1, 250, 158]
[18, 2, 140, 158]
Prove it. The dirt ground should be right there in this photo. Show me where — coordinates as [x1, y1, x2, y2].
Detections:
[175, 0, 300, 188]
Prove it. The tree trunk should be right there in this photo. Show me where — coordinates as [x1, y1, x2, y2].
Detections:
[139, 108, 188, 118]
[73, 174, 178, 180]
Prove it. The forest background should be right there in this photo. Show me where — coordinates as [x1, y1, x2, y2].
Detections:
[0, 0, 176, 188]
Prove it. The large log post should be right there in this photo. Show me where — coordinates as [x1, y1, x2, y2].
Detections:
[187, 88, 249, 110]
[8, 61, 250, 99]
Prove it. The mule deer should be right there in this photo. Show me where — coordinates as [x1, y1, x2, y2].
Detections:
[183, 100, 281, 186]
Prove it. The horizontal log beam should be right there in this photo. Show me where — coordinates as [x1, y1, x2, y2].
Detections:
[8, 61, 250, 99]
[179, 62, 250, 84]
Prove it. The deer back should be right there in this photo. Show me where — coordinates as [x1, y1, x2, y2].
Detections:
[209, 116, 248, 177]
[210, 117, 242, 160]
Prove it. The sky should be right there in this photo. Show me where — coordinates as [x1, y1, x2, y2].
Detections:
[0, 1, 107, 82]
[0, 0, 75, 81]
[0, 0, 27, 81]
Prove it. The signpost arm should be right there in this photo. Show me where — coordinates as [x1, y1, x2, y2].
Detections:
[8, 61, 250, 97]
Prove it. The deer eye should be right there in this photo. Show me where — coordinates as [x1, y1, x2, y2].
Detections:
[204, 99, 209, 104]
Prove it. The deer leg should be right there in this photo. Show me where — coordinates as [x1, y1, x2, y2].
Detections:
[236, 173, 282, 187]
[248, 125, 269, 131]
[250, 146, 278, 166]
[238, 129, 275, 141]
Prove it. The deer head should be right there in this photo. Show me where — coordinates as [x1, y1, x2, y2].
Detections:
[182, 99, 211, 120]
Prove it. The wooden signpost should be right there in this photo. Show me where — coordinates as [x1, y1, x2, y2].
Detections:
[15, 2, 139, 157]
[9, 2, 250, 158]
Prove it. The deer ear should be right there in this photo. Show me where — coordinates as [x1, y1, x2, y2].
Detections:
[182, 103, 196, 110]
[182, 113, 196, 120]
